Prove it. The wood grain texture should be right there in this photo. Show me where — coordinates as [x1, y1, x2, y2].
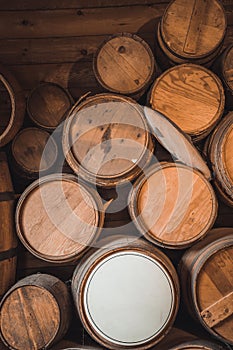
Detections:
[12, 128, 58, 178]
[16, 174, 104, 263]
[150, 64, 225, 141]
[161, 0, 226, 59]
[27, 82, 73, 130]
[63, 94, 154, 187]
[0, 153, 17, 297]
[0, 274, 71, 350]
[94, 33, 155, 98]
[222, 44, 233, 90]
[129, 163, 217, 249]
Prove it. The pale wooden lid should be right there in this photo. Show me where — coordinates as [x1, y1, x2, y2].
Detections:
[28, 83, 72, 129]
[94, 33, 154, 94]
[196, 246, 233, 343]
[17, 178, 99, 261]
[161, 0, 226, 59]
[137, 164, 216, 247]
[70, 97, 149, 178]
[223, 124, 233, 184]
[0, 285, 60, 349]
[150, 64, 224, 136]
[12, 128, 57, 173]
[223, 45, 233, 90]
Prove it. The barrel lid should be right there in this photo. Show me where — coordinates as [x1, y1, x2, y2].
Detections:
[82, 250, 175, 347]
[222, 123, 233, 184]
[222, 45, 233, 91]
[0, 285, 60, 349]
[161, 0, 226, 59]
[63, 94, 153, 186]
[196, 245, 233, 344]
[150, 64, 224, 140]
[94, 33, 155, 95]
[12, 127, 57, 174]
[16, 175, 101, 262]
[27, 82, 73, 130]
[131, 163, 217, 249]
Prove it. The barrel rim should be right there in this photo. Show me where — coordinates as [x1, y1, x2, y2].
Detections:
[221, 44, 233, 92]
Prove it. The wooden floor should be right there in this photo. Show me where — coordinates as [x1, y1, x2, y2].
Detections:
[0, 0, 233, 348]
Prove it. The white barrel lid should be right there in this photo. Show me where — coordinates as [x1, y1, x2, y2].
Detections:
[83, 251, 175, 347]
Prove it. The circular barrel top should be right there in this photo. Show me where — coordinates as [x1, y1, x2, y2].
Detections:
[63, 94, 153, 186]
[27, 83, 72, 131]
[196, 245, 233, 344]
[161, 0, 226, 59]
[81, 251, 175, 347]
[130, 163, 217, 249]
[16, 175, 102, 262]
[0, 285, 60, 349]
[223, 123, 233, 184]
[222, 45, 233, 91]
[0, 80, 12, 139]
[12, 128, 57, 175]
[93, 33, 155, 95]
[150, 64, 224, 140]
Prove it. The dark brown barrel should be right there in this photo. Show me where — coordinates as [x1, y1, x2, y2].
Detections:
[179, 228, 233, 345]
[62, 93, 154, 188]
[72, 236, 180, 349]
[0, 273, 71, 350]
[128, 162, 217, 249]
[157, 0, 226, 68]
[218, 45, 233, 109]
[93, 33, 156, 100]
[153, 327, 231, 350]
[0, 153, 17, 298]
[15, 174, 105, 263]
[27, 82, 73, 131]
[207, 112, 233, 207]
[11, 127, 58, 179]
[0, 63, 25, 147]
[149, 64, 225, 142]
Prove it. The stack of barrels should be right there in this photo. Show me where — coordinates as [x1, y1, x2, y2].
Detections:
[0, 0, 233, 349]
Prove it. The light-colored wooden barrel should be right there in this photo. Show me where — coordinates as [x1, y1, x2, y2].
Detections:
[149, 64, 225, 142]
[0, 273, 71, 350]
[11, 127, 58, 179]
[51, 341, 103, 350]
[27, 82, 73, 131]
[179, 227, 233, 345]
[219, 45, 233, 109]
[0, 153, 17, 298]
[153, 327, 230, 350]
[157, 0, 226, 67]
[15, 174, 105, 263]
[207, 112, 233, 207]
[72, 236, 180, 349]
[63, 93, 154, 188]
[93, 33, 156, 100]
[0, 63, 25, 147]
[128, 162, 217, 249]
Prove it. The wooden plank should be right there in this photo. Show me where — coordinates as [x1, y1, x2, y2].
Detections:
[0, 5, 166, 39]
[0, 0, 170, 11]
[0, 33, 155, 65]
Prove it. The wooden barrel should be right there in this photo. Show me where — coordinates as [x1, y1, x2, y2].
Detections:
[207, 112, 233, 207]
[11, 127, 58, 179]
[0, 273, 71, 350]
[218, 45, 233, 109]
[72, 236, 180, 349]
[27, 82, 73, 131]
[179, 227, 233, 345]
[0, 153, 17, 298]
[128, 162, 217, 249]
[93, 33, 156, 100]
[153, 327, 231, 350]
[0, 63, 25, 147]
[15, 174, 105, 263]
[62, 93, 154, 188]
[149, 64, 225, 142]
[157, 0, 226, 68]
